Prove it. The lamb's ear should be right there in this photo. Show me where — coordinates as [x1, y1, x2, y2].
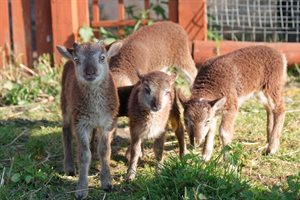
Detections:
[169, 72, 177, 85]
[56, 45, 73, 59]
[107, 40, 123, 59]
[177, 89, 188, 106]
[210, 96, 227, 114]
[136, 69, 144, 83]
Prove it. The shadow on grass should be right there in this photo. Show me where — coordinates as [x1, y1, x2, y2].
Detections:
[126, 144, 300, 200]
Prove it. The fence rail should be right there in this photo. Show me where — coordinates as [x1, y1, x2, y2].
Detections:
[0, 0, 299, 68]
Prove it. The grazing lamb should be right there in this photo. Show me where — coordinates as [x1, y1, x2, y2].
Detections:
[108, 21, 197, 87]
[57, 41, 122, 199]
[178, 46, 287, 161]
[126, 71, 186, 181]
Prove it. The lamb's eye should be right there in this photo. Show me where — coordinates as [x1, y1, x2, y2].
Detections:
[165, 89, 171, 95]
[99, 55, 105, 62]
[205, 119, 210, 125]
[74, 57, 80, 64]
[145, 87, 151, 94]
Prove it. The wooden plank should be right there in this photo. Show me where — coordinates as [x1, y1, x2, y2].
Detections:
[77, 0, 90, 27]
[118, 0, 125, 36]
[193, 41, 300, 66]
[168, 0, 178, 22]
[35, 0, 53, 57]
[11, 0, 32, 66]
[0, 0, 10, 67]
[178, 0, 207, 41]
[51, 0, 79, 63]
[91, 19, 149, 28]
[92, 0, 99, 22]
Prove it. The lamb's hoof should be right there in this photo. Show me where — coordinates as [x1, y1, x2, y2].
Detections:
[202, 154, 212, 162]
[103, 184, 113, 192]
[265, 147, 277, 155]
[67, 171, 75, 176]
[125, 172, 135, 182]
[75, 189, 88, 200]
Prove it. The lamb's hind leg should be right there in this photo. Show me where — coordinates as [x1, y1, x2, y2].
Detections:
[62, 116, 75, 176]
[169, 99, 186, 156]
[176, 55, 197, 86]
[266, 96, 285, 155]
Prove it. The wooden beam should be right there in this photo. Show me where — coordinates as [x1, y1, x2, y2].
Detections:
[11, 0, 32, 66]
[168, 0, 178, 22]
[92, 0, 99, 22]
[91, 19, 149, 28]
[35, 0, 53, 57]
[193, 41, 300, 66]
[0, 0, 10, 67]
[77, 0, 90, 27]
[51, 0, 79, 63]
[178, 0, 207, 41]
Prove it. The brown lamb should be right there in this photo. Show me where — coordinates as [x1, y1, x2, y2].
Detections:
[178, 45, 287, 161]
[126, 71, 186, 181]
[57, 41, 122, 199]
[108, 21, 197, 87]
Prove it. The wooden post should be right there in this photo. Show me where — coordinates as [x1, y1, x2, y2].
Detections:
[51, 0, 79, 63]
[77, 0, 90, 27]
[0, 0, 10, 67]
[178, 0, 207, 41]
[35, 0, 53, 58]
[168, 0, 178, 22]
[118, 0, 125, 37]
[11, 0, 33, 66]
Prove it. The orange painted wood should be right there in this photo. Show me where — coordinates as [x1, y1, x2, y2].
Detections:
[144, 0, 150, 10]
[51, 0, 79, 63]
[11, 0, 32, 66]
[91, 19, 149, 28]
[92, 0, 99, 22]
[35, 0, 53, 57]
[118, 0, 125, 20]
[193, 41, 300, 66]
[0, 0, 10, 67]
[178, 0, 207, 41]
[77, 0, 90, 27]
[168, 0, 178, 22]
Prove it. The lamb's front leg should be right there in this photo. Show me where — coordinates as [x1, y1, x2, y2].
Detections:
[126, 133, 142, 181]
[202, 119, 217, 162]
[75, 126, 92, 200]
[98, 128, 114, 192]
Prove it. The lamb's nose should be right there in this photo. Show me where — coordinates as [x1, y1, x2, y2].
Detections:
[151, 101, 160, 112]
[85, 67, 96, 75]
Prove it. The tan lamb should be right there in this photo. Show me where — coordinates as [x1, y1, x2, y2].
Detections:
[107, 21, 197, 87]
[57, 41, 122, 199]
[178, 45, 287, 161]
[126, 71, 186, 181]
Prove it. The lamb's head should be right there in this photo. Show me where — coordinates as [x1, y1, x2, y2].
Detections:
[137, 71, 176, 112]
[57, 41, 122, 84]
[178, 90, 226, 146]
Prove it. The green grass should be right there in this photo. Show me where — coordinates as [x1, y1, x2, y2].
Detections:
[0, 63, 299, 199]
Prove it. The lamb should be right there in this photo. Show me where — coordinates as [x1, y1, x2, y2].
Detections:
[178, 46, 287, 161]
[107, 21, 197, 87]
[126, 71, 186, 181]
[56, 41, 122, 199]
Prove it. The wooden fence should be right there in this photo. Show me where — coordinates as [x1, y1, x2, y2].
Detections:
[0, 0, 299, 68]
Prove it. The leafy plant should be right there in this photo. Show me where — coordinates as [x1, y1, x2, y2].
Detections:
[0, 54, 61, 106]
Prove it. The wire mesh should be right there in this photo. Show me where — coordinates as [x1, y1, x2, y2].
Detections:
[207, 0, 300, 42]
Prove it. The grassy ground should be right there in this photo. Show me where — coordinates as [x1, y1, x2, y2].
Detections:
[0, 66, 299, 199]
